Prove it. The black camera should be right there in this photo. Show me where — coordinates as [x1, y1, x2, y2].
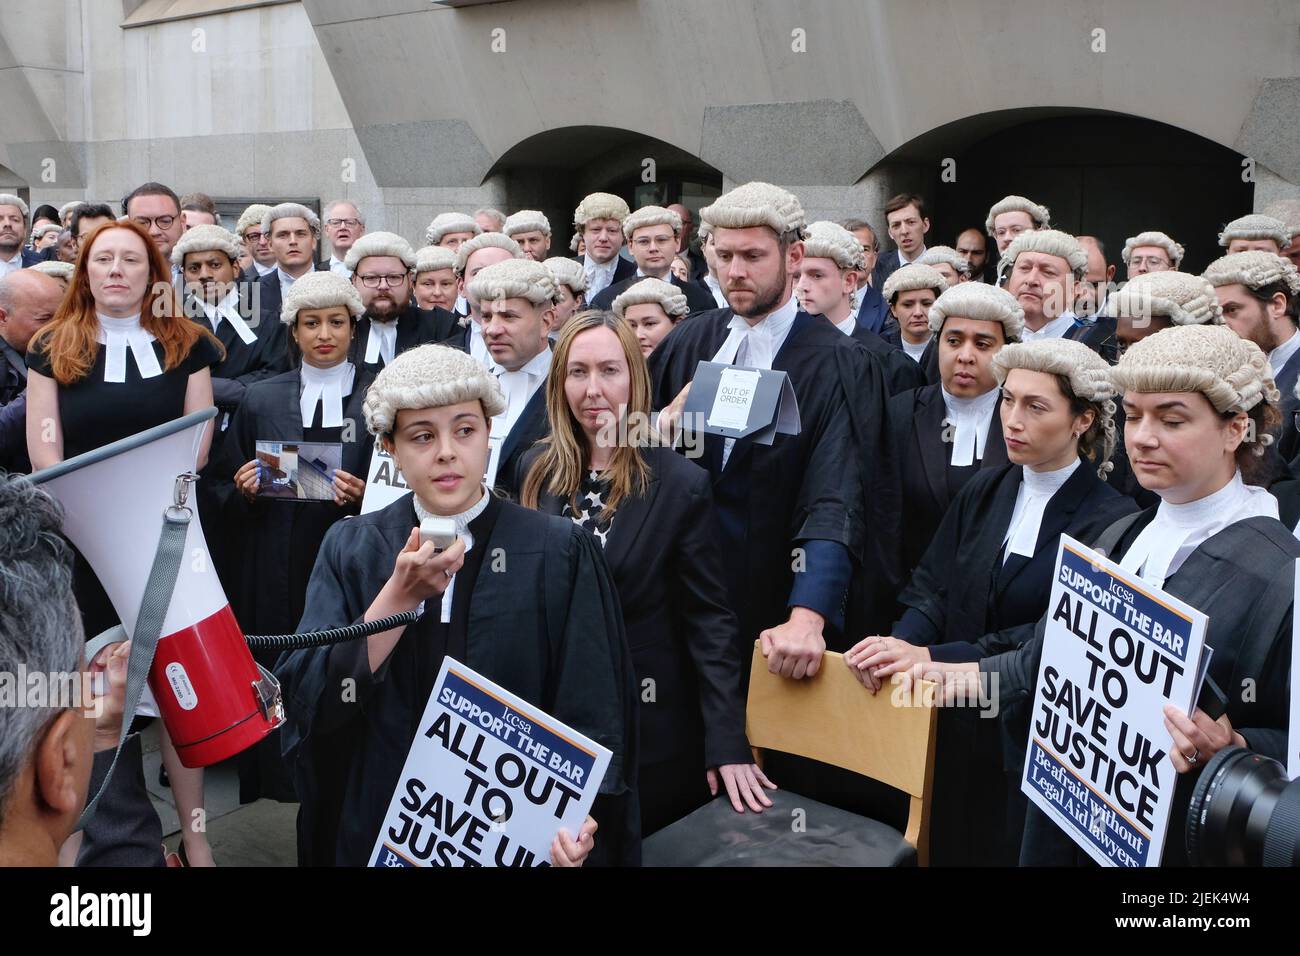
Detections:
[1186, 746, 1300, 866]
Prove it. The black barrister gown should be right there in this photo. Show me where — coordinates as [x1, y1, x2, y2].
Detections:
[885, 383, 1008, 604]
[350, 305, 458, 370]
[209, 365, 375, 802]
[647, 307, 872, 655]
[212, 366, 376, 637]
[984, 512, 1299, 867]
[276, 493, 641, 867]
[523, 445, 751, 835]
[892, 462, 1137, 865]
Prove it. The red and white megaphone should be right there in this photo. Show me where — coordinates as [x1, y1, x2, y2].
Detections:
[30, 407, 283, 768]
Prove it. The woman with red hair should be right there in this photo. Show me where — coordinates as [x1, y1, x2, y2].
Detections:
[25, 219, 223, 868]
[26, 219, 221, 467]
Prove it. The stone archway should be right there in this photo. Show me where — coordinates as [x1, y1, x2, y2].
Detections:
[868, 109, 1254, 273]
[484, 126, 723, 250]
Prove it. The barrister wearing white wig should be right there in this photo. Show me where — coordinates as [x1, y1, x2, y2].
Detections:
[802, 220, 867, 272]
[452, 231, 523, 278]
[612, 277, 689, 357]
[1217, 214, 1290, 254]
[847, 331, 1137, 868]
[343, 231, 416, 273]
[425, 211, 482, 248]
[262, 202, 321, 237]
[1121, 230, 1184, 275]
[924, 320, 1300, 868]
[985, 195, 1051, 253]
[412, 245, 459, 313]
[882, 262, 949, 361]
[503, 210, 552, 260]
[544, 256, 589, 337]
[917, 245, 971, 285]
[236, 204, 273, 239]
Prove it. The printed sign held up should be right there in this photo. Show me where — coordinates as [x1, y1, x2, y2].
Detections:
[370, 658, 610, 867]
[1022, 536, 1209, 867]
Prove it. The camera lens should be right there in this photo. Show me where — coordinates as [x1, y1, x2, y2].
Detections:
[1186, 746, 1300, 867]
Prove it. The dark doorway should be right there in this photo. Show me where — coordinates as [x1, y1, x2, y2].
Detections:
[489, 127, 723, 251]
[884, 110, 1252, 274]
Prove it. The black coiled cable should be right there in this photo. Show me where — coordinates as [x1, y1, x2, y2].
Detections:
[244, 610, 421, 651]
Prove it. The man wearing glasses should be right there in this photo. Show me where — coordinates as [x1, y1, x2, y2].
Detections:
[235, 203, 276, 282]
[324, 200, 366, 278]
[348, 231, 456, 369]
[588, 204, 714, 313]
[122, 182, 186, 292]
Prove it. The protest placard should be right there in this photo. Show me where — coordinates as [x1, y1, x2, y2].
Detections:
[1022, 535, 1208, 867]
[360, 444, 410, 515]
[370, 657, 611, 867]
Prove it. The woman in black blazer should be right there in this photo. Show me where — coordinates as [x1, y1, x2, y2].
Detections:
[848, 339, 1138, 864]
[520, 310, 770, 835]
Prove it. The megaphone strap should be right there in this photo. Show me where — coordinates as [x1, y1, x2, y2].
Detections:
[75, 506, 191, 831]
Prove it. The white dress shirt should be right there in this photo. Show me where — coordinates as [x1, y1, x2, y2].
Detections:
[1002, 458, 1080, 562]
[834, 314, 856, 336]
[298, 360, 355, 428]
[703, 275, 728, 309]
[201, 287, 258, 345]
[95, 313, 162, 383]
[1021, 311, 1078, 341]
[328, 256, 352, 278]
[0, 250, 22, 278]
[253, 260, 275, 277]
[897, 246, 926, 267]
[491, 347, 552, 438]
[902, 338, 929, 363]
[1269, 327, 1300, 378]
[467, 319, 491, 368]
[583, 254, 619, 299]
[1119, 470, 1279, 589]
[941, 385, 1000, 466]
[277, 266, 308, 300]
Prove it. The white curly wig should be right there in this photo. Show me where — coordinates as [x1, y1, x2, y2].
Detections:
[1202, 250, 1300, 298]
[612, 277, 689, 320]
[364, 343, 507, 436]
[699, 182, 805, 238]
[985, 195, 1051, 236]
[927, 281, 1025, 342]
[279, 270, 364, 326]
[1102, 270, 1223, 326]
[170, 224, 243, 266]
[465, 258, 557, 306]
[1121, 231, 1184, 269]
[1217, 214, 1289, 249]
[453, 231, 523, 277]
[344, 231, 416, 273]
[993, 338, 1118, 476]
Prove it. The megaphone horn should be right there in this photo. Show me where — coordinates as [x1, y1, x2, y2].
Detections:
[31, 408, 283, 769]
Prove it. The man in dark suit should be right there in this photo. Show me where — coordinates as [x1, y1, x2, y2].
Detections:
[235, 203, 277, 284]
[0, 195, 40, 277]
[256, 202, 330, 328]
[465, 257, 557, 498]
[870, 193, 931, 291]
[589, 205, 715, 314]
[795, 220, 922, 396]
[1204, 250, 1300, 472]
[570, 192, 636, 300]
[444, 231, 526, 364]
[347, 231, 458, 371]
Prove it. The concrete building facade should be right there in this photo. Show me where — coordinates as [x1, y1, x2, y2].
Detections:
[1, 0, 1297, 269]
